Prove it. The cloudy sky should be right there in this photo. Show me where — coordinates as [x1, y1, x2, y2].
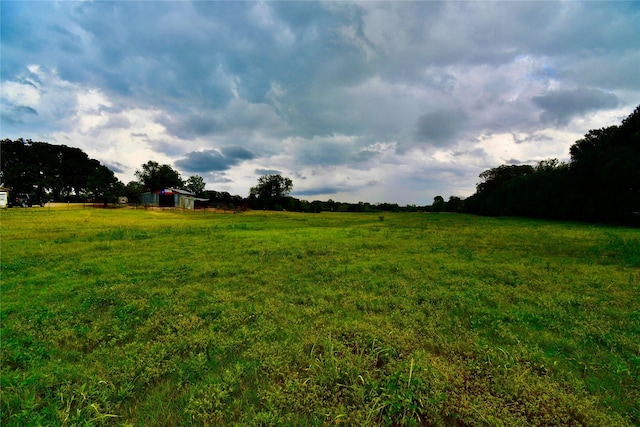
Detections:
[2, 1, 639, 204]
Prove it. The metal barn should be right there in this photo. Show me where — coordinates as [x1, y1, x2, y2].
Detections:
[140, 188, 208, 209]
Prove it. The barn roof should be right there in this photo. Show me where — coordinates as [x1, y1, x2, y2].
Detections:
[154, 188, 209, 201]
[160, 187, 196, 196]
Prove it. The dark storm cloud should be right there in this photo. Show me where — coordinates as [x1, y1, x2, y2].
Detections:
[102, 161, 127, 174]
[221, 146, 254, 161]
[533, 88, 619, 125]
[350, 149, 380, 163]
[49, 2, 242, 107]
[59, 1, 342, 115]
[1, 105, 38, 125]
[295, 139, 355, 166]
[210, 174, 233, 184]
[166, 114, 220, 139]
[505, 159, 525, 165]
[292, 187, 344, 197]
[415, 109, 468, 146]
[511, 133, 553, 145]
[255, 169, 282, 176]
[175, 147, 255, 173]
[1, 0, 638, 204]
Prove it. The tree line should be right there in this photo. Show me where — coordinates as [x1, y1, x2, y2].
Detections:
[252, 104, 638, 224]
[0, 139, 121, 202]
[2, 104, 637, 224]
[464, 105, 639, 225]
[247, 174, 442, 213]
[0, 140, 208, 204]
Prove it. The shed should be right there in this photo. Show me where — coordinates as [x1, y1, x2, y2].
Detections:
[0, 186, 10, 208]
[140, 188, 208, 209]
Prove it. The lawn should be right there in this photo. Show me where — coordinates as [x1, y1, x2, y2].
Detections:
[1, 208, 638, 426]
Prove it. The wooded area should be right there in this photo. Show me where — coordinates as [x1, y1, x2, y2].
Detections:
[0, 139, 122, 202]
[464, 105, 639, 225]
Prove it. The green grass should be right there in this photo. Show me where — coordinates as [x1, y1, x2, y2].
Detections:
[1, 208, 639, 426]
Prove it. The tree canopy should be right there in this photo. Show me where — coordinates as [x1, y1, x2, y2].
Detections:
[464, 105, 640, 225]
[432, 195, 445, 213]
[0, 138, 122, 202]
[185, 175, 206, 197]
[134, 161, 183, 192]
[248, 174, 293, 210]
[86, 164, 124, 203]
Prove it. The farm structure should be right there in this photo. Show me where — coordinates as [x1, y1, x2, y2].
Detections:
[0, 186, 10, 208]
[140, 188, 208, 210]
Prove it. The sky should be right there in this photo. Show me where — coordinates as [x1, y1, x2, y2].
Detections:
[2, 1, 639, 205]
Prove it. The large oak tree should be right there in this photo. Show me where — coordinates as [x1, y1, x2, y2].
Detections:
[134, 161, 183, 191]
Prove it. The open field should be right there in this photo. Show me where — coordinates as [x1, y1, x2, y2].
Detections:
[1, 208, 639, 426]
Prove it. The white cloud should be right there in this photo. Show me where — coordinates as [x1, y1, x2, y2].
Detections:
[2, 79, 41, 108]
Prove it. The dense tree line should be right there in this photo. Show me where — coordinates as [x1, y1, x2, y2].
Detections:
[204, 190, 245, 210]
[8, 103, 635, 223]
[0, 140, 209, 203]
[0, 138, 123, 202]
[245, 174, 453, 213]
[464, 105, 640, 225]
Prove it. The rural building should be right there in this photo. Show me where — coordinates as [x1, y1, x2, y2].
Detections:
[0, 186, 10, 208]
[140, 188, 208, 210]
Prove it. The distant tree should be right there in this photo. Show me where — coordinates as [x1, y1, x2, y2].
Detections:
[86, 164, 123, 204]
[185, 175, 207, 197]
[249, 174, 293, 210]
[445, 196, 464, 212]
[124, 181, 145, 203]
[310, 200, 324, 213]
[203, 190, 245, 209]
[135, 161, 183, 191]
[378, 202, 400, 212]
[432, 195, 445, 213]
[299, 200, 311, 213]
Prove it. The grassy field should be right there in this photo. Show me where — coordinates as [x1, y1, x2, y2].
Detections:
[1, 208, 638, 426]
